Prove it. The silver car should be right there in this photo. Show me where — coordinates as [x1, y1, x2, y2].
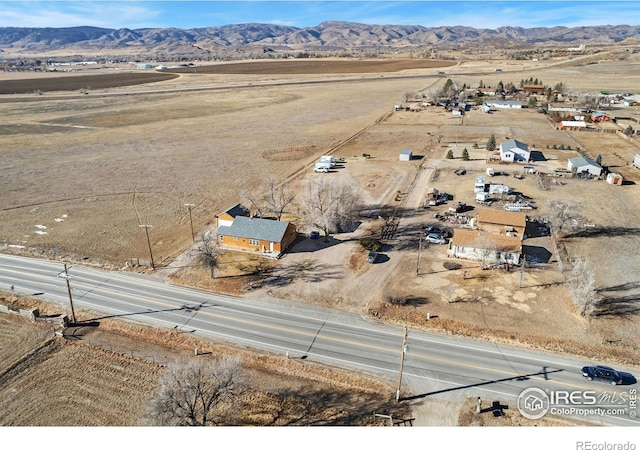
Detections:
[425, 233, 446, 244]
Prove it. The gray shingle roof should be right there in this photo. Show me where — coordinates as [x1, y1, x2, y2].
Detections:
[217, 216, 290, 242]
[501, 139, 529, 152]
[568, 156, 601, 168]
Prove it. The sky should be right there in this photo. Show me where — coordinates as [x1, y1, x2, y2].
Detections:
[1, 1, 640, 30]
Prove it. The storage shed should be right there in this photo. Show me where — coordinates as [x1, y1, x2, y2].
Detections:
[399, 149, 413, 161]
[606, 173, 623, 185]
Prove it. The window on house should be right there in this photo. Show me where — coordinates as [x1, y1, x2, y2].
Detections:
[219, 235, 224, 241]
[249, 239, 259, 246]
[233, 236, 239, 240]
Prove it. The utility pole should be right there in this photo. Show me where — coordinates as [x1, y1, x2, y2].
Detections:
[184, 203, 195, 242]
[519, 257, 525, 289]
[417, 237, 422, 275]
[139, 224, 155, 270]
[396, 326, 408, 402]
[58, 264, 77, 324]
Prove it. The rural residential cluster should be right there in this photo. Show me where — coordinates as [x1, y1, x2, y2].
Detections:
[0, 21, 639, 432]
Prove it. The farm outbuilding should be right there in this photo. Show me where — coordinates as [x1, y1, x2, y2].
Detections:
[500, 139, 531, 163]
[558, 121, 587, 130]
[399, 149, 413, 161]
[568, 156, 602, 177]
[606, 173, 623, 185]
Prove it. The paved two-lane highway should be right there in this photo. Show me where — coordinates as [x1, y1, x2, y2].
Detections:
[0, 253, 637, 426]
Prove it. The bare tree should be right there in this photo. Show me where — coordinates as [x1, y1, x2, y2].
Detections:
[241, 176, 296, 220]
[264, 175, 296, 220]
[300, 176, 362, 242]
[474, 235, 500, 269]
[546, 200, 580, 238]
[198, 230, 221, 279]
[146, 356, 243, 426]
[567, 258, 601, 317]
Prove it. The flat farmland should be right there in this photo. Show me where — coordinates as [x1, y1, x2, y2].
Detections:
[0, 303, 408, 426]
[0, 69, 440, 265]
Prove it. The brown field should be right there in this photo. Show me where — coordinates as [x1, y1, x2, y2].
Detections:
[166, 58, 458, 75]
[0, 72, 179, 95]
[0, 298, 409, 426]
[2, 55, 640, 425]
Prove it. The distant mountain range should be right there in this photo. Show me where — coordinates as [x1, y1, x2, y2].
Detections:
[1, 22, 639, 57]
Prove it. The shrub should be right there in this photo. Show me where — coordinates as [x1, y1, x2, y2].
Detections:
[360, 237, 382, 252]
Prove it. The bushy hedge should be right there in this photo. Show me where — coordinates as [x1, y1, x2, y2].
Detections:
[360, 237, 382, 252]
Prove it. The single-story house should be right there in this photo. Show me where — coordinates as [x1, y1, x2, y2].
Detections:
[215, 203, 250, 228]
[568, 156, 602, 177]
[606, 173, 623, 185]
[477, 208, 527, 237]
[484, 100, 523, 109]
[558, 121, 587, 130]
[522, 85, 545, 95]
[448, 229, 522, 266]
[399, 149, 413, 161]
[217, 215, 297, 257]
[500, 139, 531, 163]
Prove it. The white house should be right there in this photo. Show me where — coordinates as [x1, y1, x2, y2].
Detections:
[448, 229, 522, 266]
[500, 139, 531, 163]
[568, 156, 602, 177]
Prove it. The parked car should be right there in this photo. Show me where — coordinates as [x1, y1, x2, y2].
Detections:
[314, 166, 329, 173]
[581, 365, 623, 385]
[425, 226, 450, 237]
[366, 251, 380, 264]
[425, 234, 447, 244]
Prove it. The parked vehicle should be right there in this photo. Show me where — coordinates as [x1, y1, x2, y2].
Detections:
[314, 161, 331, 172]
[581, 365, 623, 385]
[366, 251, 380, 264]
[425, 226, 450, 237]
[319, 155, 336, 167]
[425, 234, 447, 244]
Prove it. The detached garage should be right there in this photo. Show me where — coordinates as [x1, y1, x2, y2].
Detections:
[399, 149, 413, 161]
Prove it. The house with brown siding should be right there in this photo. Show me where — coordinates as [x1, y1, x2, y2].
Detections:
[217, 215, 297, 258]
[447, 208, 527, 265]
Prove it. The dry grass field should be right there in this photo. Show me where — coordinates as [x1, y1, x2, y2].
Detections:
[0, 296, 409, 426]
[2, 54, 640, 425]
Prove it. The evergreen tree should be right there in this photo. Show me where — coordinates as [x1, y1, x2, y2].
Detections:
[595, 154, 602, 165]
[446, 149, 454, 159]
[461, 148, 469, 161]
[486, 134, 496, 152]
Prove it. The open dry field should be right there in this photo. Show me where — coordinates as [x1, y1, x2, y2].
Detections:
[2, 55, 640, 424]
[0, 297, 410, 426]
[0, 60, 454, 266]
